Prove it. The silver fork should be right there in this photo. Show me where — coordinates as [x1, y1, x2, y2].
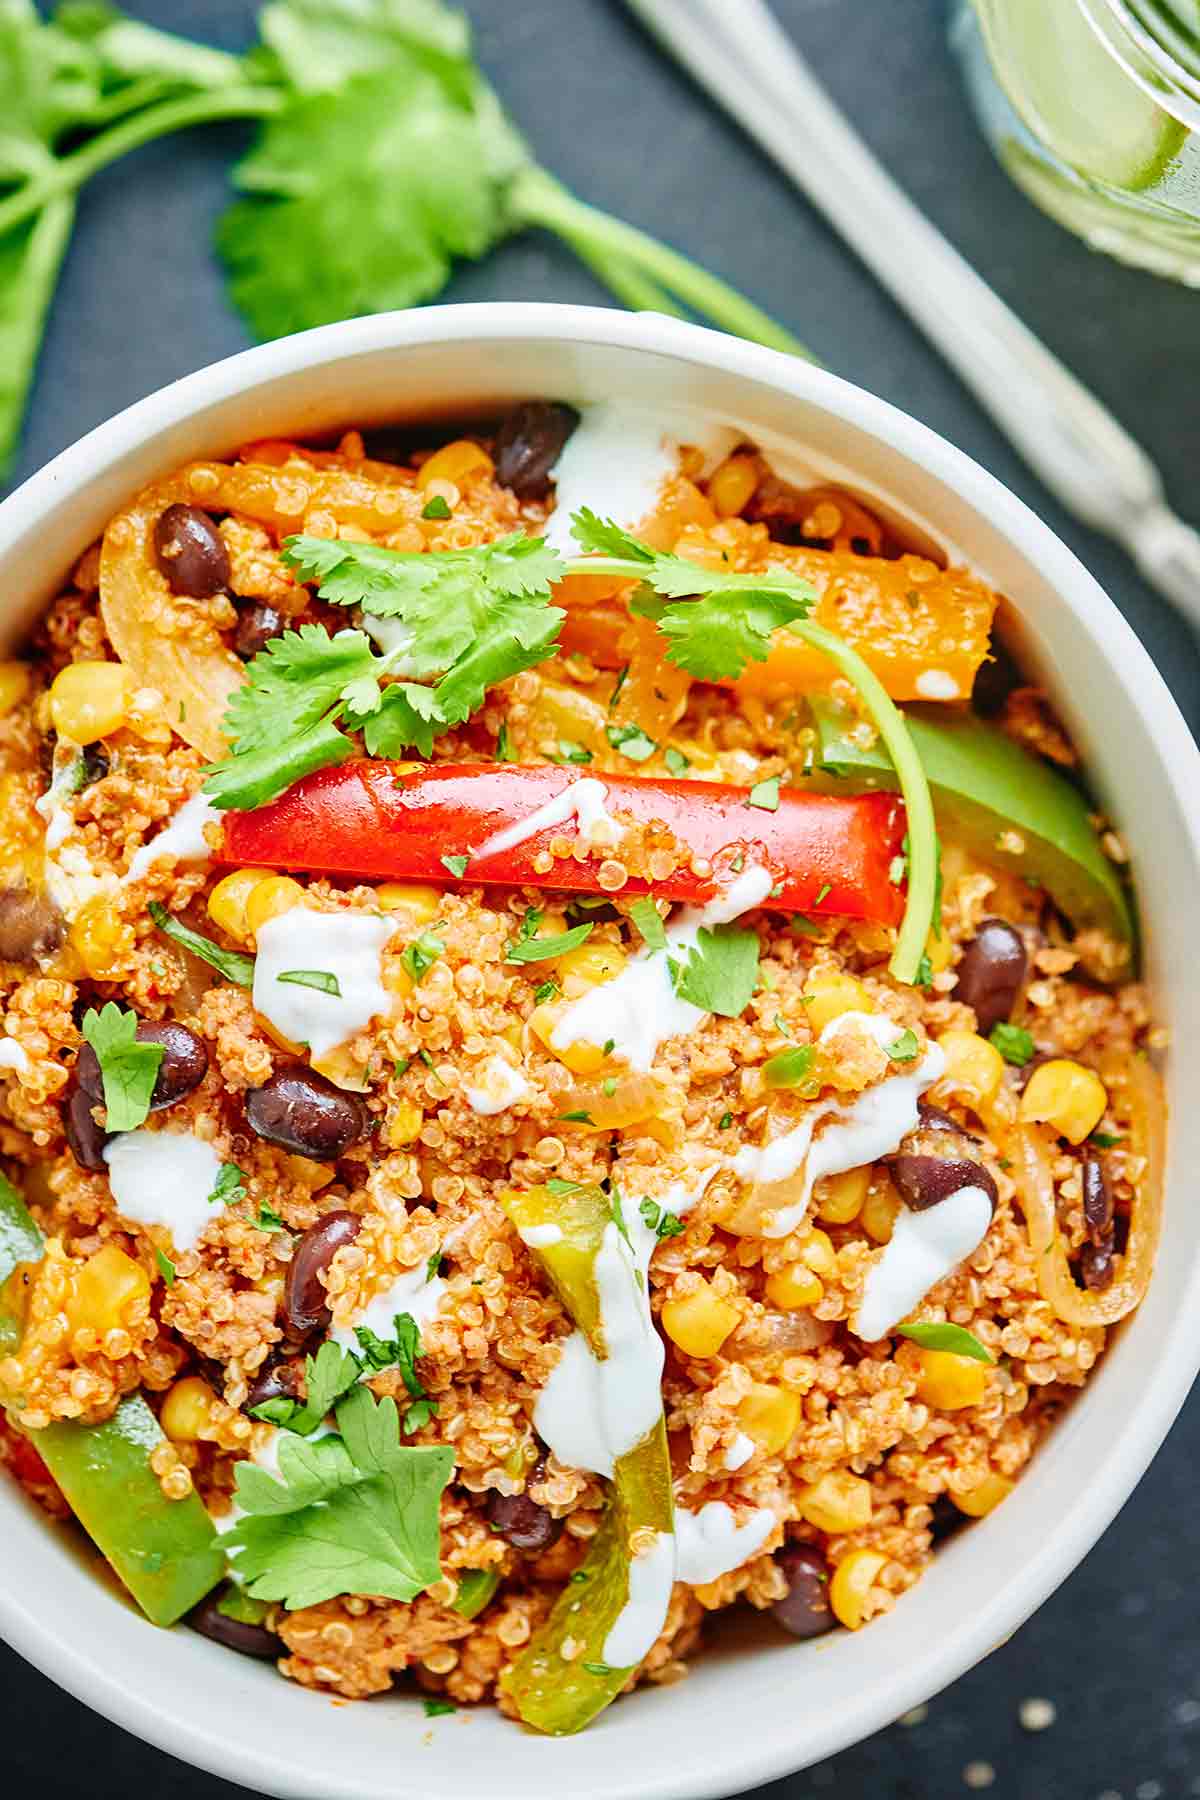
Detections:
[624, 0, 1200, 626]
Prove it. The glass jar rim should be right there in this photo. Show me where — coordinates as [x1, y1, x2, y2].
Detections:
[1084, 0, 1200, 127]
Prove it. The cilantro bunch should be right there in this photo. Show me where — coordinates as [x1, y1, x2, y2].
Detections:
[0, 0, 809, 478]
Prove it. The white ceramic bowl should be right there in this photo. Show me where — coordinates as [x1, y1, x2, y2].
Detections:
[0, 305, 1196, 1800]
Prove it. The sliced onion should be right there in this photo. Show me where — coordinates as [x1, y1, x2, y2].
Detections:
[1015, 1055, 1164, 1326]
[728, 1308, 834, 1362]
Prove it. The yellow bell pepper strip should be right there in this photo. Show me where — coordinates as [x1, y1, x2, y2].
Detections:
[499, 1183, 674, 1735]
[809, 700, 1135, 959]
[0, 1175, 224, 1626]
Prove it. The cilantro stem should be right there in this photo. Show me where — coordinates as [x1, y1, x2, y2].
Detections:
[564, 238, 687, 319]
[787, 618, 937, 984]
[511, 168, 814, 361]
[0, 87, 285, 242]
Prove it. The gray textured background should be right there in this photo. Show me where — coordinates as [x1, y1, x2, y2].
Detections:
[4, 2, 1200, 1796]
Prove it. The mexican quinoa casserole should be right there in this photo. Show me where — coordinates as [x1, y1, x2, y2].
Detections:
[0, 401, 1163, 1734]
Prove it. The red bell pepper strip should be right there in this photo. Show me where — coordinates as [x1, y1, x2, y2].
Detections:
[219, 761, 906, 922]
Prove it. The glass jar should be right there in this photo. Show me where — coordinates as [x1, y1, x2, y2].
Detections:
[952, 0, 1200, 283]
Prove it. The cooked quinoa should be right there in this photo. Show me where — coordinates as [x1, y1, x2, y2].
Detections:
[0, 405, 1163, 1730]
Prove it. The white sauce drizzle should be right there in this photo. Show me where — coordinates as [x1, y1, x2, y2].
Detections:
[602, 1529, 677, 1668]
[331, 1258, 447, 1352]
[464, 1056, 531, 1116]
[37, 750, 117, 921]
[103, 1128, 224, 1252]
[854, 1186, 993, 1341]
[473, 775, 621, 858]
[914, 669, 960, 701]
[723, 1431, 757, 1472]
[0, 1037, 30, 1073]
[545, 403, 737, 555]
[519, 1223, 563, 1249]
[253, 906, 396, 1062]
[674, 1502, 776, 1586]
[551, 864, 773, 1073]
[124, 791, 221, 883]
[732, 1015, 947, 1238]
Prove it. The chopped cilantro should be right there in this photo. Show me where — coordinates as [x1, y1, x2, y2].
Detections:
[255, 1202, 286, 1233]
[495, 722, 513, 762]
[896, 1322, 994, 1364]
[1090, 1131, 1122, 1148]
[555, 738, 593, 765]
[608, 664, 629, 710]
[748, 774, 780, 812]
[605, 722, 657, 762]
[629, 896, 667, 952]
[400, 931, 445, 984]
[277, 968, 341, 997]
[440, 853, 470, 879]
[670, 925, 760, 1017]
[763, 1046, 814, 1089]
[559, 1110, 594, 1124]
[813, 882, 832, 907]
[533, 978, 559, 1004]
[154, 1247, 176, 1287]
[639, 1197, 685, 1240]
[393, 1057, 410, 1079]
[80, 1003, 164, 1133]
[664, 747, 690, 776]
[210, 1163, 247, 1206]
[885, 1029, 920, 1063]
[424, 1698, 457, 1717]
[422, 495, 452, 520]
[717, 1111, 733, 1130]
[989, 1023, 1035, 1067]
[506, 922, 593, 964]
[150, 898, 255, 983]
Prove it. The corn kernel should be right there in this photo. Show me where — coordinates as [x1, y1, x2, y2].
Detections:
[528, 1002, 607, 1075]
[803, 970, 873, 1034]
[66, 1244, 150, 1338]
[161, 1375, 216, 1443]
[798, 1469, 874, 1534]
[207, 867, 271, 948]
[708, 453, 759, 518]
[829, 1548, 887, 1630]
[938, 1029, 1005, 1107]
[557, 941, 627, 992]
[861, 1181, 900, 1245]
[418, 440, 494, 490]
[245, 874, 305, 938]
[388, 1100, 423, 1147]
[49, 660, 129, 743]
[375, 883, 442, 925]
[815, 1166, 870, 1225]
[765, 1263, 824, 1310]
[0, 661, 31, 716]
[915, 1347, 989, 1411]
[661, 1283, 740, 1358]
[1019, 1058, 1107, 1145]
[737, 1382, 800, 1456]
[800, 1228, 837, 1279]
[951, 1473, 1014, 1518]
[70, 896, 132, 979]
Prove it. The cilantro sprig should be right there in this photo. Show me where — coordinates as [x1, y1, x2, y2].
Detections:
[80, 1002, 163, 1132]
[203, 511, 938, 986]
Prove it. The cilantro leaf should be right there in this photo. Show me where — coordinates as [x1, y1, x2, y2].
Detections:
[763, 1045, 814, 1089]
[424, 1697, 457, 1718]
[422, 494, 452, 520]
[896, 1322, 994, 1364]
[227, 1384, 454, 1609]
[670, 925, 760, 1017]
[221, 623, 376, 756]
[209, 1163, 247, 1206]
[358, 681, 443, 760]
[664, 747, 690, 776]
[628, 897, 666, 952]
[255, 1202, 286, 1233]
[354, 1311, 427, 1399]
[277, 969, 341, 996]
[634, 588, 815, 681]
[440, 853, 469, 879]
[400, 930, 445, 984]
[885, 1029, 920, 1063]
[80, 1002, 163, 1131]
[989, 1023, 1035, 1067]
[248, 1339, 362, 1437]
[505, 921, 592, 964]
[605, 722, 656, 763]
[203, 712, 356, 811]
[748, 775, 781, 812]
[148, 901, 256, 988]
[638, 1197, 684, 1241]
[154, 1246, 176, 1286]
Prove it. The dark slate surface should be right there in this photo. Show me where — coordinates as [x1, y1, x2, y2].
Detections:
[4, 2, 1200, 1797]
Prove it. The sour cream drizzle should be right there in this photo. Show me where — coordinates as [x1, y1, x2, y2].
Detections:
[544, 403, 737, 555]
[674, 1502, 777, 1586]
[854, 1186, 993, 1342]
[253, 906, 397, 1062]
[732, 1014, 947, 1238]
[124, 791, 221, 883]
[331, 1257, 447, 1353]
[602, 1529, 677, 1667]
[551, 863, 774, 1073]
[103, 1128, 225, 1252]
[473, 775, 621, 858]
[0, 1038, 30, 1073]
[464, 1056, 531, 1116]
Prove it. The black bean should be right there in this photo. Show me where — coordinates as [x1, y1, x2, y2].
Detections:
[889, 1152, 999, 1215]
[954, 918, 1027, 1034]
[188, 1594, 281, 1660]
[76, 1020, 207, 1114]
[234, 603, 284, 661]
[243, 1357, 304, 1416]
[1082, 1151, 1113, 1240]
[77, 745, 109, 788]
[485, 1485, 561, 1552]
[771, 1543, 834, 1639]
[0, 884, 64, 964]
[492, 402, 580, 500]
[65, 1081, 108, 1172]
[917, 1100, 975, 1137]
[1079, 1240, 1115, 1291]
[284, 1209, 361, 1335]
[154, 503, 230, 598]
[246, 1068, 370, 1161]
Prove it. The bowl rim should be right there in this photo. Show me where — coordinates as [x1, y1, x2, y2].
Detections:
[0, 301, 1198, 1800]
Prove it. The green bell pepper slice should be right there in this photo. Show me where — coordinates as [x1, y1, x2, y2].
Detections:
[500, 1184, 675, 1735]
[808, 700, 1135, 958]
[0, 1173, 224, 1626]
